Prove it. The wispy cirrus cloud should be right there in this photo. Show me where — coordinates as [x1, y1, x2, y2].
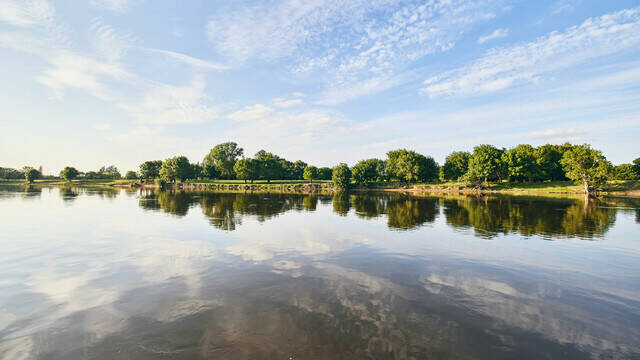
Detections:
[477, 28, 508, 44]
[421, 7, 640, 97]
[141, 48, 230, 71]
[208, 0, 505, 104]
[89, 0, 140, 13]
[0, 0, 54, 27]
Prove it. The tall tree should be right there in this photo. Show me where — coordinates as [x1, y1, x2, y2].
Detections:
[534, 144, 567, 181]
[386, 149, 438, 183]
[502, 144, 537, 182]
[292, 161, 308, 180]
[255, 150, 283, 183]
[303, 165, 319, 183]
[203, 142, 244, 179]
[633, 157, 640, 176]
[60, 167, 79, 182]
[352, 158, 385, 186]
[234, 158, 259, 183]
[139, 160, 162, 180]
[611, 164, 639, 180]
[25, 168, 41, 183]
[465, 145, 505, 183]
[318, 167, 333, 180]
[159, 156, 193, 182]
[560, 144, 612, 193]
[439, 151, 470, 181]
[332, 163, 352, 189]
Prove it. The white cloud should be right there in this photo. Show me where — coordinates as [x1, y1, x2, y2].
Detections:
[422, 7, 640, 97]
[37, 51, 133, 101]
[208, 0, 504, 103]
[121, 76, 218, 125]
[89, 0, 139, 13]
[0, 0, 54, 27]
[477, 28, 508, 44]
[90, 20, 134, 62]
[142, 48, 230, 71]
[272, 97, 303, 108]
[527, 128, 585, 140]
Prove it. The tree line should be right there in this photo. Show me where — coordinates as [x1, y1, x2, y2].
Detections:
[6, 141, 640, 193]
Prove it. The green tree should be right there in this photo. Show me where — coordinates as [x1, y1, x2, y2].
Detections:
[255, 150, 283, 182]
[633, 157, 640, 177]
[24, 168, 41, 183]
[292, 160, 308, 180]
[439, 151, 470, 181]
[534, 144, 567, 181]
[560, 144, 612, 193]
[332, 163, 352, 189]
[612, 164, 640, 180]
[203, 142, 244, 179]
[318, 167, 333, 180]
[352, 158, 385, 186]
[159, 156, 193, 182]
[234, 158, 259, 183]
[124, 171, 138, 180]
[139, 160, 162, 180]
[502, 144, 537, 182]
[60, 167, 79, 182]
[303, 165, 319, 183]
[465, 145, 505, 183]
[386, 149, 438, 183]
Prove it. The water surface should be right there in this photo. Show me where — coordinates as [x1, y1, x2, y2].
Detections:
[1, 186, 639, 359]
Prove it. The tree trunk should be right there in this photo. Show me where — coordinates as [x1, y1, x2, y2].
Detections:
[583, 179, 590, 194]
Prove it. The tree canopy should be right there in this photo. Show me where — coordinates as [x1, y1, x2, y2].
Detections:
[159, 156, 192, 182]
[303, 165, 319, 183]
[25, 168, 41, 183]
[124, 171, 138, 180]
[352, 158, 385, 186]
[60, 167, 79, 181]
[233, 158, 260, 183]
[560, 144, 612, 193]
[386, 149, 438, 183]
[439, 151, 469, 181]
[203, 142, 244, 179]
[139, 160, 162, 180]
[465, 145, 505, 183]
[332, 163, 351, 189]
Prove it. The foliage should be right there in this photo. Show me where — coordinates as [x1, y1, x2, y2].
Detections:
[502, 144, 537, 182]
[203, 142, 244, 179]
[233, 158, 260, 183]
[465, 145, 505, 183]
[318, 167, 333, 180]
[124, 171, 138, 180]
[560, 144, 612, 193]
[292, 161, 308, 180]
[60, 167, 79, 181]
[439, 151, 470, 181]
[633, 157, 640, 176]
[255, 150, 283, 182]
[159, 156, 193, 182]
[332, 163, 352, 189]
[303, 165, 319, 182]
[139, 160, 162, 180]
[386, 149, 438, 183]
[25, 168, 41, 183]
[534, 144, 568, 181]
[612, 164, 640, 180]
[352, 158, 385, 186]
[0, 167, 26, 179]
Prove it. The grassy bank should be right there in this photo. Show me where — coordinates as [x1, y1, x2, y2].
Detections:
[2, 178, 640, 197]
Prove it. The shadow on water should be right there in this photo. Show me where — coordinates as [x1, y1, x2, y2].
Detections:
[135, 190, 623, 239]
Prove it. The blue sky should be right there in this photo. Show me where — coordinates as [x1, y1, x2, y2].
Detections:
[1, 0, 639, 174]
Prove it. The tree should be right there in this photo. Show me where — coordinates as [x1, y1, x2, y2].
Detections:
[534, 144, 567, 181]
[60, 167, 79, 182]
[255, 150, 283, 183]
[139, 160, 162, 180]
[352, 158, 385, 186]
[292, 161, 307, 180]
[25, 168, 41, 183]
[332, 163, 352, 189]
[439, 151, 470, 181]
[124, 171, 138, 180]
[318, 167, 333, 180]
[303, 166, 319, 183]
[560, 144, 612, 193]
[502, 144, 537, 182]
[234, 158, 259, 183]
[386, 149, 438, 183]
[612, 164, 640, 180]
[203, 142, 244, 179]
[465, 145, 505, 183]
[633, 157, 640, 177]
[159, 156, 193, 182]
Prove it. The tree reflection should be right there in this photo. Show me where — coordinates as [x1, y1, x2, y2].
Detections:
[385, 196, 438, 230]
[332, 192, 351, 216]
[59, 187, 79, 203]
[442, 196, 616, 239]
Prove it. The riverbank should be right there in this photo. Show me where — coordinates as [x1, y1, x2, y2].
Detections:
[2, 179, 640, 198]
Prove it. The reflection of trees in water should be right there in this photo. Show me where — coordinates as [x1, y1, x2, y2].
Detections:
[332, 192, 351, 216]
[385, 196, 438, 230]
[201, 194, 241, 231]
[59, 187, 80, 202]
[442, 196, 616, 239]
[352, 194, 386, 219]
[23, 185, 42, 199]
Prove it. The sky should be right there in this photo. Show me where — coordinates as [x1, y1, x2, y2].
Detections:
[1, 0, 639, 174]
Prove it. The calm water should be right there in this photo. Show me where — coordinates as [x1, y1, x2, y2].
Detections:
[1, 186, 639, 359]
